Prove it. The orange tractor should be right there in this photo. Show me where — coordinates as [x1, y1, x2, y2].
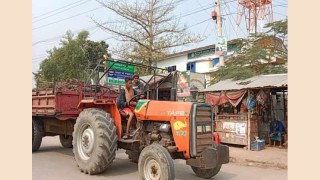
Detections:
[32, 60, 229, 179]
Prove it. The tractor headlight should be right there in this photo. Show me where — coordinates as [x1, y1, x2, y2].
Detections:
[197, 126, 203, 133]
[205, 125, 211, 132]
[197, 125, 211, 133]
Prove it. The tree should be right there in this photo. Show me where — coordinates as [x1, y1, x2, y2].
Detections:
[93, 0, 202, 74]
[35, 30, 110, 87]
[211, 19, 288, 84]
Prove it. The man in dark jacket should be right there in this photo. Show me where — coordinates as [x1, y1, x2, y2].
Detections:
[117, 77, 138, 139]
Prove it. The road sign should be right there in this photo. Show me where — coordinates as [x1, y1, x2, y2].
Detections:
[108, 61, 135, 73]
[107, 61, 136, 85]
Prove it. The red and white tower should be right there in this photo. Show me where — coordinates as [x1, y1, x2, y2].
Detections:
[236, 0, 273, 33]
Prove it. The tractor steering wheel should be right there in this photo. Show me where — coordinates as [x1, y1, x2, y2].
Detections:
[128, 94, 142, 107]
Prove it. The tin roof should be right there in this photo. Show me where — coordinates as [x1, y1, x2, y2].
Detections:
[201, 74, 287, 92]
[140, 73, 171, 85]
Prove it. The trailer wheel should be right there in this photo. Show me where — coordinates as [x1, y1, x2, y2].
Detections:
[191, 164, 222, 179]
[126, 150, 140, 163]
[72, 108, 117, 175]
[138, 143, 175, 180]
[32, 118, 43, 152]
[59, 135, 73, 148]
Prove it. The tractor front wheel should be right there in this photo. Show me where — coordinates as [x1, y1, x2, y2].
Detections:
[138, 143, 175, 180]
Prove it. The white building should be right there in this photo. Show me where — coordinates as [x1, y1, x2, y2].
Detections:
[156, 37, 286, 87]
[156, 42, 238, 87]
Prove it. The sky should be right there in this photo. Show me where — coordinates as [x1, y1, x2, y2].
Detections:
[32, 0, 287, 87]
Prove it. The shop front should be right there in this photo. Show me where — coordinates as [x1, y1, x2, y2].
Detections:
[201, 74, 288, 150]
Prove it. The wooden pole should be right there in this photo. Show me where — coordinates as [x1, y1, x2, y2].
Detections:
[283, 91, 287, 127]
[215, 0, 224, 66]
[247, 89, 251, 150]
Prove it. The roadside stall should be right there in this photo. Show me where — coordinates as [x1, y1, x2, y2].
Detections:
[201, 74, 287, 150]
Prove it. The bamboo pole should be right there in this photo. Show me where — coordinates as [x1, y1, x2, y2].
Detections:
[247, 89, 251, 150]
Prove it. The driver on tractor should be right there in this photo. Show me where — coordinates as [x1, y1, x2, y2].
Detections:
[117, 77, 138, 139]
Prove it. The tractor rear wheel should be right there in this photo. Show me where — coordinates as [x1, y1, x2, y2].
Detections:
[32, 118, 43, 152]
[59, 135, 73, 148]
[72, 108, 117, 175]
[138, 143, 175, 180]
[191, 164, 222, 179]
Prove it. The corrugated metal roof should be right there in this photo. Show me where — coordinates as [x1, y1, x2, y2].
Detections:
[201, 74, 287, 92]
[140, 73, 171, 85]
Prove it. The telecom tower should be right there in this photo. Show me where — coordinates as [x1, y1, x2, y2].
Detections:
[236, 0, 273, 34]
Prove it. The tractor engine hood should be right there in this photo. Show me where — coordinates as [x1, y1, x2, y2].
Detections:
[134, 100, 194, 121]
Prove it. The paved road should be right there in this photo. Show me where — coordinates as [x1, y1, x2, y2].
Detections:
[33, 136, 287, 180]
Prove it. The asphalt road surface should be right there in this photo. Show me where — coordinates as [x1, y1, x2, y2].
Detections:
[33, 136, 287, 180]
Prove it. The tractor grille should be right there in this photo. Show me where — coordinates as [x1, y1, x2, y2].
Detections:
[195, 106, 213, 155]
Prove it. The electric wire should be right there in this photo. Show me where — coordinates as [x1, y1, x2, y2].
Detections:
[32, 0, 89, 19]
[32, 7, 103, 30]
[32, 0, 92, 23]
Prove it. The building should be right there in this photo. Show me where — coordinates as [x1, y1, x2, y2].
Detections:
[156, 40, 241, 87]
[156, 37, 286, 87]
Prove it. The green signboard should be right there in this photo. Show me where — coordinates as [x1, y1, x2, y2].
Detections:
[107, 77, 126, 85]
[107, 61, 135, 73]
[107, 61, 136, 85]
[187, 48, 215, 59]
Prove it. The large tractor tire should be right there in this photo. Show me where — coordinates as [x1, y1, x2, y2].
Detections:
[138, 143, 175, 180]
[32, 118, 43, 152]
[126, 150, 140, 163]
[191, 164, 222, 179]
[72, 108, 117, 175]
[59, 135, 73, 148]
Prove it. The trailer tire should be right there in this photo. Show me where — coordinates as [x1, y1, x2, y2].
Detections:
[138, 143, 175, 180]
[73, 108, 117, 175]
[191, 164, 222, 179]
[126, 150, 140, 163]
[59, 135, 73, 148]
[32, 118, 43, 152]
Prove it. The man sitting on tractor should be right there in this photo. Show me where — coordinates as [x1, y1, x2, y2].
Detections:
[132, 74, 144, 94]
[117, 77, 138, 139]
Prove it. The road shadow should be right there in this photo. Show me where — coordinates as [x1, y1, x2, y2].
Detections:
[98, 158, 138, 177]
[174, 162, 237, 180]
[33, 145, 74, 157]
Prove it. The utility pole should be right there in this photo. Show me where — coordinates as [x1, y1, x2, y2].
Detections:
[254, 3, 257, 36]
[215, 0, 224, 66]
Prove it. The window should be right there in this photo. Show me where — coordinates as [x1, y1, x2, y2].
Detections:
[167, 65, 176, 72]
[213, 58, 219, 67]
[187, 62, 196, 72]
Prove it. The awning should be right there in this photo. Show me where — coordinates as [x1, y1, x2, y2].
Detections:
[206, 89, 247, 107]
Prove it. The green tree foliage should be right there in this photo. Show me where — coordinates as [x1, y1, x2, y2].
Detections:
[211, 19, 288, 84]
[35, 31, 110, 87]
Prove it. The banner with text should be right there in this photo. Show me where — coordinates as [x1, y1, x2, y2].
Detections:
[107, 61, 136, 85]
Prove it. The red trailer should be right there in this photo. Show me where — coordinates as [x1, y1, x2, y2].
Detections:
[32, 82, 118, 150]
